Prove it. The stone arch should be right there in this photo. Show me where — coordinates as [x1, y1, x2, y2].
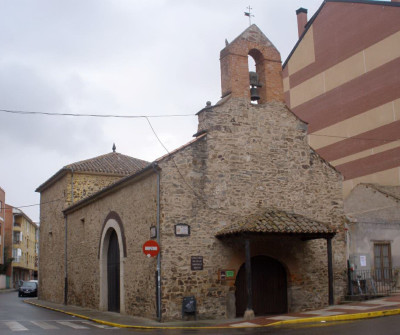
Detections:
[235, 255, 288, 316]
[220, 25, 283, 103]
[99, 212, 126, 313]
[248, 48, 266, 103]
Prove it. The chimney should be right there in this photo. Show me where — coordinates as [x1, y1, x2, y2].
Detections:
[296, 8, 308, 38]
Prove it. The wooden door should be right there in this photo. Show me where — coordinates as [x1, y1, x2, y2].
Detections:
[235, 255, 287, 316]
[107, 230, 120, 312]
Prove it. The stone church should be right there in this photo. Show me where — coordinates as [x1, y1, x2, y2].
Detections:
[36, 25, 347, 321]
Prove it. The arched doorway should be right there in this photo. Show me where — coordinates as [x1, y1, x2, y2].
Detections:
[99, 212, 126, 313]
[235, 255, 287, 316]
[107, 230, 120, 312]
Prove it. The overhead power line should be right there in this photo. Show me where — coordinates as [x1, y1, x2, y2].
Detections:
[0, 198, 64, 212]
[2, 108, 399, 143]
[0, 108, 195, 118]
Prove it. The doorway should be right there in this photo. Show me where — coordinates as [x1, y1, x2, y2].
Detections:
[107, 230, 120, 312]
[235, 255, 287, 316]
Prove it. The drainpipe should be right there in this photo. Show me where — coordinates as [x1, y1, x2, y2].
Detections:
[327, 236, 334, 305]
[64, 213, 68, 305]
[64, 168, 74, 305]
[152, 163, 162, 322]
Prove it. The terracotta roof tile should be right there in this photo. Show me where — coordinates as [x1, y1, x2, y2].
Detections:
[64, 152, 149, 175]
[36, 152, 149, 192]
[216, 208, 337, 237]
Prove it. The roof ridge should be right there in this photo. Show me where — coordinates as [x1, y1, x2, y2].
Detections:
[362, 183, 400, 201]
[64, 151, 144, 168]
[36, 151, 149, 192]
[216, 207, 337, 237]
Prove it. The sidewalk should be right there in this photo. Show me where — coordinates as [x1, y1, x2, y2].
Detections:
[0, 288, 16, 294]
[24, 294, 400, 329]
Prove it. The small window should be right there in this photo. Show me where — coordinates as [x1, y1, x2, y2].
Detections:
[374, 242, 392, 281]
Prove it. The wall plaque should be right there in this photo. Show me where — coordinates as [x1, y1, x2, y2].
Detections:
[219, 269, 235, 281]
[175, 224, 190, 236]
[191, 256, 203, 270]
[150, 226, 157, 239]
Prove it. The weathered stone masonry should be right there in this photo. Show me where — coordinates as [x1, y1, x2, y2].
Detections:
[157, 97, 346, 319]
[37, 24, 347, 321]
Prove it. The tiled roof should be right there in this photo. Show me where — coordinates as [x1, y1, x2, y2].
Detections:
[36, 152, 149, 192]
[216, 208, 337, 237]
[64, 152, 149, 175]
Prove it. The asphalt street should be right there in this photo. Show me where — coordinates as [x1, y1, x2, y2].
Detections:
[1, 290, 400, 334]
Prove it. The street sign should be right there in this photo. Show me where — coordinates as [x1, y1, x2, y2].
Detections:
[191, 256, 203, 270]
[142, 240, 160, 258]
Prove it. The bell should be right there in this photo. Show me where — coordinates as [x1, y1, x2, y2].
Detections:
[250, 86, 260, 101]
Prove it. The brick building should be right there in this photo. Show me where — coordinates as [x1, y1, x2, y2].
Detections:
[283, 0, 400, 196]
[4, 205, 39, 287]
[37, 25, 347, 321]
[283, 0, 400, 285]
[0, 187, 5, 266]
[0, 187, 5, 289]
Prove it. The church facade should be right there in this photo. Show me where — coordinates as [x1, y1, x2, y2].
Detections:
[37, 25, 347, 321]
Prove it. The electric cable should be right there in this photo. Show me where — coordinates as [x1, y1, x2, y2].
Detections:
[0, 108, 194, 118]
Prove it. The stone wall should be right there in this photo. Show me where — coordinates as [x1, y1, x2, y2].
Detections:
[39, 97, 347, 320]
[67, 173, 122, 204]
[157, 97, 346, 319]
[38, 174, 69, 303]
[65, 173, 158, 317]
[39, 171, 125, 304]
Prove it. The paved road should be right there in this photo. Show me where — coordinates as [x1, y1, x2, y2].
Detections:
[1, 290, 400, 334]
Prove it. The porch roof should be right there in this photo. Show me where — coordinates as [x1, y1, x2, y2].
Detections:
[215, 208, 337, 238]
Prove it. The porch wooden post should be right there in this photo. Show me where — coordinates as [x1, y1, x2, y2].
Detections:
[244, 238, 255, 319]
[327, 236, 334, 305]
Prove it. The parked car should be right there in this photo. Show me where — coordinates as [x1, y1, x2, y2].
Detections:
[18, 281, 38, 297]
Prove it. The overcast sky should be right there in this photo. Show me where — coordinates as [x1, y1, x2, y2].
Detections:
[0, 0, 328, 222]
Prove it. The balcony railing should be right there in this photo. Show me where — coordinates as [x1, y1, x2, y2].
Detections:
[348, 268, 400, 296]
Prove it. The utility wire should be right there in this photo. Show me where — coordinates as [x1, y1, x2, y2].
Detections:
[145, 117, 230, 216]
[0, 197, 64, 211]
[2, 108, 399, 212]
[145, 117, 207, 202]
[2, 108, 399, 143]
[0, 108, 195, 118]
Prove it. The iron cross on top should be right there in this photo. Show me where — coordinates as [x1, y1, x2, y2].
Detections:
[244, 5, 254, 25]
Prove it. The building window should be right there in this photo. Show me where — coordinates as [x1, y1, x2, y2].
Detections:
[12, 248, 22, 263]
[374, 242, 392, 281]
[13, 232, 22, 244]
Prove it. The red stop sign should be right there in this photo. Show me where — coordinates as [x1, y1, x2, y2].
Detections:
[142, 240, 160, 258]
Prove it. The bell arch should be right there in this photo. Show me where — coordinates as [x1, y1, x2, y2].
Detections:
[220, 24, 283, 103]
[99, 212, 126, 313]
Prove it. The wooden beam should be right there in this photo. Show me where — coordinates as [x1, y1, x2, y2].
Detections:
[327, 236, 334, 305]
